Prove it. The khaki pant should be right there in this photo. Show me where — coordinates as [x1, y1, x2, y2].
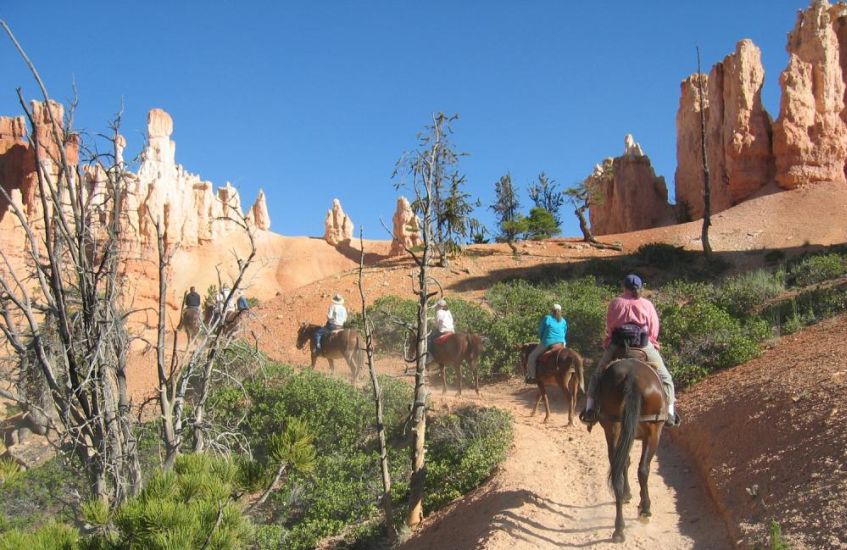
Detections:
[587, 342, 675, 409]
[526, 343, 549, 379]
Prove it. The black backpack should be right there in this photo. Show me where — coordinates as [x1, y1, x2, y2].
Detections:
[611, 323, 648, 348]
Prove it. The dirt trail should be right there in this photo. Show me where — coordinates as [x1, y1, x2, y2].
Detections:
[401, 376, 731, 550]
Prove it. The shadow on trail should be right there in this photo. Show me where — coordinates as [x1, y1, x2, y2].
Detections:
[399, 487, 610, 550]
[655, 439, 733, 550]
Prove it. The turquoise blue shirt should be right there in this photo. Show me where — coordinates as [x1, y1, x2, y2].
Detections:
[538, 314, 567, 347]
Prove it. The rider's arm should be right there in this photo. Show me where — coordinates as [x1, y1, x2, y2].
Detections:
[646, 300, 660, 348]
[537, 315, 547, 340]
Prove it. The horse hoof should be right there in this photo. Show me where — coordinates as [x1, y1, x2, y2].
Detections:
[638, 513, 650, 524]
[623, 494, 632, 503]
[612, 531, 625, 543]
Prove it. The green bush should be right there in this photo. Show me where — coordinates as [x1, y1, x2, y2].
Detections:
[788, 252, 847, 286]
[717, 269, 785, 317]
[426, 407, 513, 512]
[0, 456, 87, 534]
[660, 299, 768, 387]
[0, 520, 79, 550]
[107, 454, 253, 550]
[761, 285, 847, 332]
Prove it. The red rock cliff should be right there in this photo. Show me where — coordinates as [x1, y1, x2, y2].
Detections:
[588, 135, 675, 236]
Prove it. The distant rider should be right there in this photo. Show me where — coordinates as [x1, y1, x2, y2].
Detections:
[580, 274, 680, 427]
[316, 294, 347, 352]
[427, 299, 455, 363]
[525, 304, 567, 384]
[184, 286, 201, 310]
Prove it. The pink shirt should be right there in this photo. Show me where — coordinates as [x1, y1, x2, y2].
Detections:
[603, 292, 660, 349]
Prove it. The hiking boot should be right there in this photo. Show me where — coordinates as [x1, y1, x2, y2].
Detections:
[579, 408, 598, 424]
[525, 376, 536, 384]
[665, 412, 681, 428]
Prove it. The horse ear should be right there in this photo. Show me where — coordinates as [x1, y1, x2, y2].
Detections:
[299, 322, 306, 328]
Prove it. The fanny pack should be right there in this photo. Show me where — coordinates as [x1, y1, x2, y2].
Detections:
[611, 323, 648, 348]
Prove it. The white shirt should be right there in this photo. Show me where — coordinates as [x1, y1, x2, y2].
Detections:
[327, 304, 347, 327]
[435, 309, 455, 333]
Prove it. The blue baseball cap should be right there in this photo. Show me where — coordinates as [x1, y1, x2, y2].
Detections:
[623, 274, 643, 290]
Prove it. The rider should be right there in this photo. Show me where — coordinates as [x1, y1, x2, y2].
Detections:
[580, 274, 680, 427]
[316, 294, 347, 352]
[216, 286, 235, 315]
[427, 299, 455, 363]
[184, 286, 201, 310]
[525, 304, 567, 384]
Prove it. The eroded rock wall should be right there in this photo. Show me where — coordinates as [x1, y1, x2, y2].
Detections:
[773, 0, 847, 188]
[0, 105, 270, 246]
[675, 40, 773, 219]
[589, 136, 675, 236]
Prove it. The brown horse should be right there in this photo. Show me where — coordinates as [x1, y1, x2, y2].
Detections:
[595, 356, 666, 543]
[518, 344, 585, 426]
[405, 331, 483, 396]
[296, 323, 364, 381]
[177, 307, 203, 341]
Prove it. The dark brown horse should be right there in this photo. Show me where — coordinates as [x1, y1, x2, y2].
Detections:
[406, 331, 483, 395]
[177, 307, 202, 341]
[518, 344, 585, 426]
[296, 323, 364, 381]
[595, 357, 666, 543]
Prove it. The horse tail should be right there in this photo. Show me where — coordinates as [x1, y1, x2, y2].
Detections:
[609, 367, 641, 490]
[572, 351, 586, 394]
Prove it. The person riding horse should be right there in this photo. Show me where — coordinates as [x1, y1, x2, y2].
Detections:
[315, 294, 347, 353]
[525, 303, 568, 384]
[581, 274, 681, 427]
[427, 299, 454, 363]
[184, 286, 201, 310]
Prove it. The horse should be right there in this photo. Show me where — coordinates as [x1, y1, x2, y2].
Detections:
[296, 323, 364, 382]
[594, 356, 666, 543]
[518, 344, 585, 426]
[177, 307, 203, 342]
[203, 304, 244, 338]
[405, 330, 483, 396]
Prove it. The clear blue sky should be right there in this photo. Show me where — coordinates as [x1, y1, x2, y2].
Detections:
[1, 1, 807, 239]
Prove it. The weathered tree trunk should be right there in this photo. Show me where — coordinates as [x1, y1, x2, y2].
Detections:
[357, 229, 396, 538]
[575, 205, 596, 243]
[696, 47, 713, 258]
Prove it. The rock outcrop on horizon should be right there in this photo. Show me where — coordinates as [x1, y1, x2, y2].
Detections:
[675, 40, 774, 219]
[389, 196, 421, 256]
[0, 101, 79, 229]
[588, 136, 675, 236]
[324, 198, 353, 246]
[0, 105, 269, 246]
[246, 189, 271, 230]
[773, 0, 847, 188]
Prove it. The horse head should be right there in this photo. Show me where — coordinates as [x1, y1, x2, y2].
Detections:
[295, 322, 311, 349]
[516, 343, 534, 376]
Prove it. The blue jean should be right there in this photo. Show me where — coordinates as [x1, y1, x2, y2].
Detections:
[316, 322, 342, 349]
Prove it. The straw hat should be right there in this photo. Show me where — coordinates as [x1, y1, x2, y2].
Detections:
[332, 294, 344, 304]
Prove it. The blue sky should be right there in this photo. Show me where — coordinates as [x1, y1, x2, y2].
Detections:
[1, 1, 807, 239]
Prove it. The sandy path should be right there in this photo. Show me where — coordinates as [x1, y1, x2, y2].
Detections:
[401, 376, 731, 550]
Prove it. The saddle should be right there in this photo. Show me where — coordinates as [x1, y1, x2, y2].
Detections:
[538, 344, 572, 373]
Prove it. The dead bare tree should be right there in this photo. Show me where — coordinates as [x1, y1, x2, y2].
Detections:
[149, 209, 258, 467]
[0, 20, 141, 502]
[356, 227, 396, 539]
[393, 112, 451, 528]
[696, 46, 713, 258]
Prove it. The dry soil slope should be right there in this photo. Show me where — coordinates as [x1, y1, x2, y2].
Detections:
[670, 314, 847, 549]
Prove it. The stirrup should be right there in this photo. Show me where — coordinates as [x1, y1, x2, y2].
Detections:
[665, 412, 681, 428]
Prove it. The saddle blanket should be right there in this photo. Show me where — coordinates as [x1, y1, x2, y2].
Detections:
[435, 332, 454, 345]
[539, 344, 565, 364]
